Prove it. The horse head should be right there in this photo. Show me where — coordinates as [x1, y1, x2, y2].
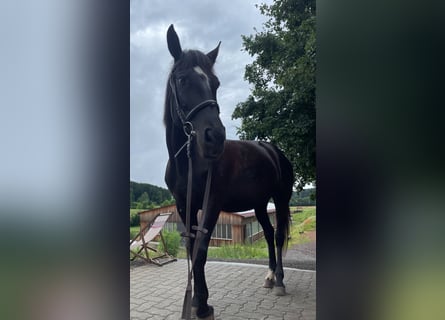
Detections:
[165, 24, 226, 161]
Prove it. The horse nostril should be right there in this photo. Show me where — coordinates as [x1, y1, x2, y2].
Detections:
[205, 128, 225, 144]
[205, 128, 215, 143]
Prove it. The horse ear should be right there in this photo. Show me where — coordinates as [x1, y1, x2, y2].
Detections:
[167, 24, 182, 61]
[207, 41, 221, 64]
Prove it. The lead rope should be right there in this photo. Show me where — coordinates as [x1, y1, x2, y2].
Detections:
[180, 129, 213, 320]
[181, 131, 194, 320]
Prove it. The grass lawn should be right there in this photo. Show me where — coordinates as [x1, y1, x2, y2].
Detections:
[287, 206, 316, 247]
[130, 226, 140, 240]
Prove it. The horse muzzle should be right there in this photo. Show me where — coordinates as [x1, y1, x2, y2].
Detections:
[201, 126, 225, 160]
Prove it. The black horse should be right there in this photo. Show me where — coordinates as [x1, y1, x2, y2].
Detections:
[164, 25, 294, 319]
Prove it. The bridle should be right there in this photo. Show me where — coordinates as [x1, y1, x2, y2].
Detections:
[168, 73, 219, 139]
[168, 69, 218, 320]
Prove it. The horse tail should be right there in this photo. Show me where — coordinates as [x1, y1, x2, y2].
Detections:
[276, 202, 291, 253]
[272, 145, 294, 253]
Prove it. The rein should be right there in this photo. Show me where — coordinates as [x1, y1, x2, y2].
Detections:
[179, 129, 213, 320]
[169, 72, 215, 320]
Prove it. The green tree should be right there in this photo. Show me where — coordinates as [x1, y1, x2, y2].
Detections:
[130, 186, 135, 207]
[233, 0, 315, 190]
[137, 192, 149, 209]
[130, 181, 173, 206]
[160, 199, 174, 207]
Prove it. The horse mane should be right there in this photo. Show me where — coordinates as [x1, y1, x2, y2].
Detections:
[163, 50, 215, 127]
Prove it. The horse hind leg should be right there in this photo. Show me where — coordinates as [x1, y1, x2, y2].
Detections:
[272, 196, 291, 296]
[273, 242, 286, 296]
[255, 206, 277, 289]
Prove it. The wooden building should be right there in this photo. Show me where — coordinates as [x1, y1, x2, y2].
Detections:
[138, 203, 276, 246]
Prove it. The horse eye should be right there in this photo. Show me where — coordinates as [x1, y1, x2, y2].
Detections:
[177, 76, 187, 85]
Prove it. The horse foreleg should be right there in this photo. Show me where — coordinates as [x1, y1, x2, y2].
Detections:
[191, 233, 214, 319]
[264, 269, 275, 288]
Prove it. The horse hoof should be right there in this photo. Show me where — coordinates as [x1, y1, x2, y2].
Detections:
[197, 306, 214, 320]
[263, 278, 275, 288]
[273, 286, 286, 296]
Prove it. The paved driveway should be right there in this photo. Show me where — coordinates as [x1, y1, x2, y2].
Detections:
[130, 260, 315, 320]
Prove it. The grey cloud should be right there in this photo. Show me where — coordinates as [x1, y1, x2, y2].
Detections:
[131, 0, 272, 187]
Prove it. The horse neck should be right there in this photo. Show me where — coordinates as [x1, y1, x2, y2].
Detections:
[166, 122, 211, 182]
[166, 122, 189, 176]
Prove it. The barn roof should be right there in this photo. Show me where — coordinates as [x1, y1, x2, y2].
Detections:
[138, 203, 276, 219]
[227, 203, 276, 218]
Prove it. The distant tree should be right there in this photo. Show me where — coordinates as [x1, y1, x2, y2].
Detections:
[137, 192, 149, 209]
[130, 181, 173, 207]
[160, 199, 174, 207]
[233, 0, 315, 190]
[309, 189, 316, 202]
[130, 186, 135, 207]
[289, 188, 316, 206]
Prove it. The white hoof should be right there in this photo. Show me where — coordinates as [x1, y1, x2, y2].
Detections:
[263, 278, 275, 288]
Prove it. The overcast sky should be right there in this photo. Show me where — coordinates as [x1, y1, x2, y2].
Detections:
[130, 0, 273, 188]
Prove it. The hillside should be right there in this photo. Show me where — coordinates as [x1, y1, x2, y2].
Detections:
[130, 180, 315, 208]
[130, 181, 174, 209]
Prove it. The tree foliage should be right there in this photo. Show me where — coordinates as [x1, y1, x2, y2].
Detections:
[130, 181, 174, 209]
[233, 0, 315, 190]
[289, 188, 316, 206]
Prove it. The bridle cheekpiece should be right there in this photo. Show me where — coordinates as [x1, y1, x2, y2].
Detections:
[168, 73, 219, 136]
